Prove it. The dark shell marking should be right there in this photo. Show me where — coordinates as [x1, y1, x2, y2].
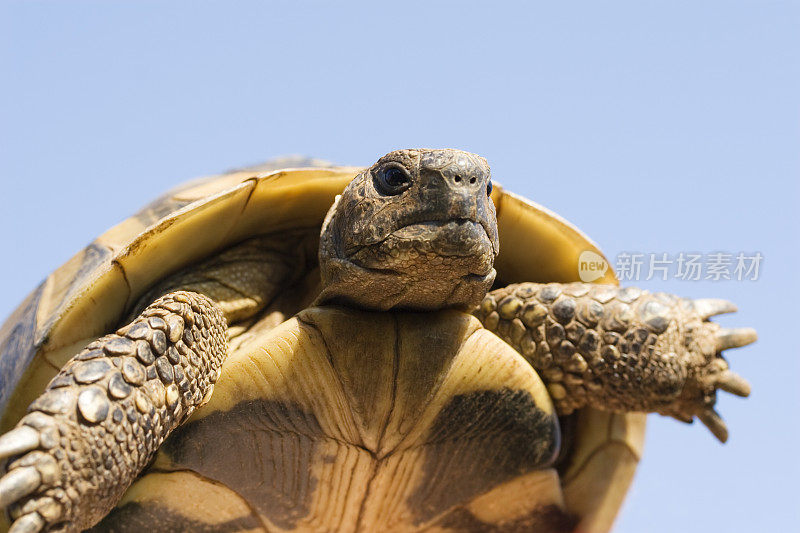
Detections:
[154, 389, 558, 531]
[161, 399, 323, 530]
[435, 504, 578, 533]
[409, 389, 558, 524]
[0, 284, 44, 413]
[91, 501, 263, 533]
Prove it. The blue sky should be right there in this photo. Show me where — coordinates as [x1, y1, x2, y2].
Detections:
[1, 1, 798, 531]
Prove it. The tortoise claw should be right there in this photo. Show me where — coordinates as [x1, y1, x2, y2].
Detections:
[0, 436, 61, 528]
[0, 467, 41, 509]
[697, 409, 729, 443]
[715, 327, 757, 351]
[8, 513, 45, 533]
[693, 298, 738, 319]
[716, 371, 751, 398]
[672, 413, 694, 424]
[0, 427, 39, 460]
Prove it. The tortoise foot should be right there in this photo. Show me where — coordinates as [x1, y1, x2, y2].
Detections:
[477, 283, 757, 442]
[0, 292, 228, 532]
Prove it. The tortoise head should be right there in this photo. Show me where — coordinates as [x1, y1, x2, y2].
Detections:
[318, 148, 499, 311]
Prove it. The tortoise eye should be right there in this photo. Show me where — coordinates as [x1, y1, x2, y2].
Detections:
[375, 166, 411, 195]
[487, 180, 493, 196]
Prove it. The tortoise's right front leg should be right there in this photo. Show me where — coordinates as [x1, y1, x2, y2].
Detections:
[0, 291, 227, 532]
[476, 283, 755, 442]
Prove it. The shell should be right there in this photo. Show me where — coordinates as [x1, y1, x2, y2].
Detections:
[0, 157, 643, 533]
[0, 157, 357, 426]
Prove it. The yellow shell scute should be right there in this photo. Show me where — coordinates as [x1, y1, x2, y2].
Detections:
[147, 307, 562, 531]
[101, 471, 263, 531]
[0, 166, 359, 432]
[494, 188, 617, 285]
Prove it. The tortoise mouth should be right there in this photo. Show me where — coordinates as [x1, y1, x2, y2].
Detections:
[349, 219, 494, 277]
[391, 219, 489, 255]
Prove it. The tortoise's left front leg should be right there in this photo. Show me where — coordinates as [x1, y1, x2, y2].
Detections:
[476, 283, 756, 442]
[0, 291, 227, 532]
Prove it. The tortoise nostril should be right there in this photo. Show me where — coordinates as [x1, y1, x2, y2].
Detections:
[454, 175, 462, 183]
[469, 177, 476, 184]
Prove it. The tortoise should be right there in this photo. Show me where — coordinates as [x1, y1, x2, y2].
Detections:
[0, 149, 756, 532]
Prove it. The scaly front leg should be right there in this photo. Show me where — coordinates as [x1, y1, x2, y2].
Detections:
[0, 292, 227, 532]
[475, 283, 756, 442]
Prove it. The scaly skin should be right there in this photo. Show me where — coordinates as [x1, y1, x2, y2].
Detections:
[317, 149, 498, 311]
[0, 292, 227, 532]
[475, 282, 755, 441]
